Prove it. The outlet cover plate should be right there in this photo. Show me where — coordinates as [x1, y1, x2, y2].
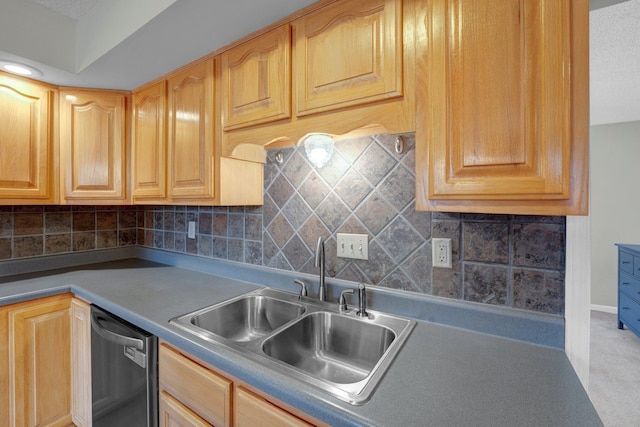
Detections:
[337, 233, 369, 260]
[432, 238, 452, 268]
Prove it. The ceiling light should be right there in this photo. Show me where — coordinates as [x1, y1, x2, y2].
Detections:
[299, 133, 335, 168]
[0, 61, 43, 77]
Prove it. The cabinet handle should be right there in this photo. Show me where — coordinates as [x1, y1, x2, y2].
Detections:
[622, 307, 630, 310]
[622, 282, 630, 285]
[623, 261, 631, 264]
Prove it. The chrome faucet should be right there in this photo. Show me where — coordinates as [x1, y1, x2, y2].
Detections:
[315, 236, 327, 301]
[356, 283, 368, 317]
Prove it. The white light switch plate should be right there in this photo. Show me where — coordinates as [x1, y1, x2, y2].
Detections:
[336, 233, 369, 260]
[187, 221, 196, 239]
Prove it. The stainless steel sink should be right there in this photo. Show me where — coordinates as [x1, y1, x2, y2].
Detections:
[171, 289, 305, 342]
[170, 287, 415, 405]
[262, 312, 395, 384]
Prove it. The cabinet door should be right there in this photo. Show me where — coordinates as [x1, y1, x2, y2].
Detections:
[71, 298, 92, 427]
[160, 391, 212, 427]
[60, 89, 127, 202]
[167, 59, 215, 200]
[416, 0, 588, 214]
[0, 74, 55, 203]
[132, 81, 167, 202]
[293, 0, 403, 116]
[234, 386, 314, 427]
[8, 294, 72, 427]
[221, 25, 291, 130]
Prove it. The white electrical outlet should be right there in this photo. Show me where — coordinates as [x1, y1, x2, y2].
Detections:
[336, 233, 369, 260]
[187, 221, 196, 239]
[432, 238, 452, 268]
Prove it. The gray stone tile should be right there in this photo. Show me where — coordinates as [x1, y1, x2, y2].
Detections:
[298, 171, 330, 210]
[376, 216, 424, 263]
[0, 214, 11, 237]
[355, 194, 395, 235]
[72, 232, 95, 252]
[245, 241, 263, 265]
[262, 194, 279, 227]
[354, 142, 396, 186]
[298, 215, 330, 250]
[174, 212, 186, 233]
[163, 232, 175, 251]
[45, 234, 71, 254]
[245, 214, 262, 241]
[463, 264, 508, 306]
[378, 164, 415, 211]
[97, 230, 118, 249]
[512, 215, 565, 224]
[432, 220, 461, 259]
[175, 233, 186, 253]
[267, 173, 295, 207]
[14, 213, 44, 235]
[266, 251, 292, 270]
[336, 215, 368, 235]
[154, 231, 164, 248]
[15, 235, 44, 257]
[213, 213, 228, 236]
[358, 240, 395, 284]
[154, 211, 164, 229]
[228, 214, 244, 238]
[198, 213, 212, 235]
[119, 229, 137, 246]
[212, 237, 228, 259]
[45, 213, 71, 234]
[186, 235, 197, 255]
[316, 193, 350, 232]
[432, 260, 462, 299]
[266, 213, 294, 249]
[335, 263, 367, 284]
[162, 212, 175, 231]
[463, 222, 509, 264]
[402, 205, 431, 239]
[335, 136, 371, 164]
[282, 235, 312, 271]
[379, 268, 421, 292]
[282, 194, 312, 230]
[282, 150, 311, 189]
[228, 239, 244, 262]
[198, 235, 213, 257]
[334, 169, 373, 210]
[0, 238, 11, 259]
[375, 133, 415, 161]
[322, 236, 348, 277]
[513, 223, 565, 270]
[513, 268, 564, 315]
[262, 233, 279, 266]
[432, 212, 461, 220]
[402, 243, 432, 293]
[317, 151, 349, 187]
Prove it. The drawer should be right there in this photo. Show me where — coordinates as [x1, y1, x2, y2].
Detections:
[619, 272, 640, 300]
[633, 255, 640, 278]
[159, 343, 232, 427]
[235, 386, 314, 427]
[619, 251, 634, 275]
[619, 293, 640, 329]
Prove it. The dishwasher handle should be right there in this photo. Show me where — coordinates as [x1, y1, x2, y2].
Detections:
[91, 310, 144, 350]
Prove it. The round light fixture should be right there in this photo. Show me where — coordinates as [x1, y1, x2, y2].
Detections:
[0, 61, 43, 77]
[299, 133, 335, 168]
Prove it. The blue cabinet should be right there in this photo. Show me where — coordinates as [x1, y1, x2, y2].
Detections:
[616, 244, 640, 338]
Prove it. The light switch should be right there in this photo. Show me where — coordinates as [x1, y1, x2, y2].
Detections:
[336, 233, 369, 260]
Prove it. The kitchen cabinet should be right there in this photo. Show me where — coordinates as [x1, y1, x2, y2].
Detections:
[616, 245, 640, 338]
[0, 72, 57, 204]
[59, 88, 129, 204]
[70, 298, 92, 427]
[415, 0, 589, 215]
[221, 24, 291, 131]
[159, 341, 325, 427]
[167, 59, 215, 201]
[221, 0, 415, 162]
[132, 80, 167, 203]
[1, 293, 73, 427]
[234, 386, 313, 427]
[293, 0, 402, 116]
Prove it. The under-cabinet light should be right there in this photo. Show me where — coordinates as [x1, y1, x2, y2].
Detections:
[299, 133, 335, 168]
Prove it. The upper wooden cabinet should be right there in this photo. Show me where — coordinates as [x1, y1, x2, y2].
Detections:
[293, 0, 403, 116]
[221, 24, 291, 131]
[132, 80, 167, 202]
[415, 0, 589, 215]
[0, 73, 57, 204]
[59, 88, 128, 204]
[167, 59, 215, 201]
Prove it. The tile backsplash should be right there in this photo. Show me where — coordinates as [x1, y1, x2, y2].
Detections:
[0, 133, 566, 316]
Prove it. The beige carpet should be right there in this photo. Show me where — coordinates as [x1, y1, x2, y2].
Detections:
[589, 310, 640, 427]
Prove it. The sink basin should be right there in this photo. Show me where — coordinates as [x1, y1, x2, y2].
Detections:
[262, 312, 395, 384]
[172, 289, 305, 342]
[170, 287, 415, 405]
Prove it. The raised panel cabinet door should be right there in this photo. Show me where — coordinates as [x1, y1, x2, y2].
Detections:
[293, 0, 403, 116]
[422, 0, 579, 202]
[234, 386, 314, 427]
[8, 294, 72, 427]
[60, 89, 127, 202]
[0, 74, 55, 202]
[159, 391, 212, 427]
[221, 24, 291, 130]
[167, 59, 215, 200]
[132, 80, 167, 201]
[70, 298, 92, 427]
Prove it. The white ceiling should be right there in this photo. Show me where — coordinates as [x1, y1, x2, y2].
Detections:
[0, 0, 638, 126]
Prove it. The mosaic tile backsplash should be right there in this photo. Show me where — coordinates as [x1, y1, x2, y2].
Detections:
[0, 133, 566, 315]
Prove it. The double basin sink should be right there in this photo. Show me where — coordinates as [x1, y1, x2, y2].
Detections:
[170, 287, 415, 405]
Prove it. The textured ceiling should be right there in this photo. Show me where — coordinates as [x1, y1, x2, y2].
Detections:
[32, 0, 100, 20]
[590, 0, 640, 125]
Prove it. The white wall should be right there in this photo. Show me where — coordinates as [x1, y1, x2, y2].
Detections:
[590, 120, 640, 308]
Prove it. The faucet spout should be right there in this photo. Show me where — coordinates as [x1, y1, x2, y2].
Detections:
[315, 236, 326, 301]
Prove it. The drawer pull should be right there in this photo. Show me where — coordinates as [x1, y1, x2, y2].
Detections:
[622, 282, 630, 285]
[622, 307, 630, 310]
[623, 261, 631, 264]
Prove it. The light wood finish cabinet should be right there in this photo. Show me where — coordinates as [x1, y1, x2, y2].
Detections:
[221, 24, 291, 131]
[167, 59, 215, 201]
[159, 391, 212, 427]
[59, 88, 128, 204]
[415, 0, 589, 215]
[293, 0, 402, 116]
[159, 342, 232, 427]
[221, 0, 415, 163]
[132, 80, 167, 203]
[234, 386, 313, 427]
[0, 72, 57, 204]
[71, 298, 92, 427]
[1, 293, 73, 427]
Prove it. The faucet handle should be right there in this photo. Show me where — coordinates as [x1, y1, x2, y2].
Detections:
[294, 279, 307, 300]
[356, 283, 368, 318]
[338, 289, 355, 311]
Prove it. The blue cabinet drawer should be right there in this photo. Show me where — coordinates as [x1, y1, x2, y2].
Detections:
[620, 251, 634, 275]
[619, 272, 640, 300]
[634, 255, 640, 278]
[619, 293, 640, 330]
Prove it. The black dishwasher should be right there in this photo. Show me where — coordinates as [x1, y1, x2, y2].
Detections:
[90, 305, 158, 427]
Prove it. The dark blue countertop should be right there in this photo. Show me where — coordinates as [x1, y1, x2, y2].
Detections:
[0, 248, 602, 427]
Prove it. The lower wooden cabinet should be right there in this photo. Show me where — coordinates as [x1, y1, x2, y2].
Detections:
[159, 341, 324, 427]
[70, 297, 92, 427]
[1, 293, 73, 427]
